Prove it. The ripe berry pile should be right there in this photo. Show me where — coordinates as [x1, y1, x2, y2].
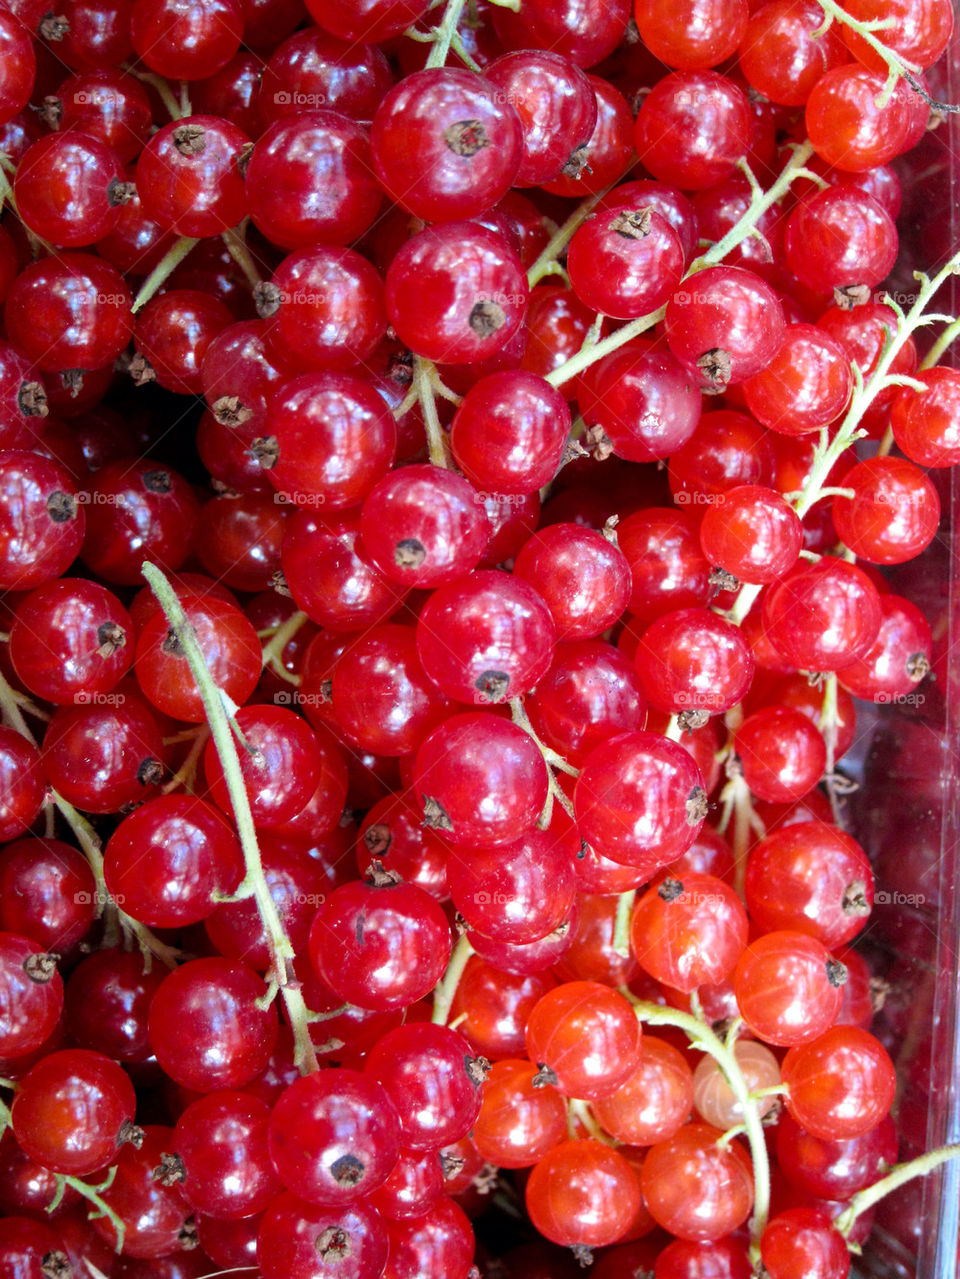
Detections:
[0, 0, 959, 1276]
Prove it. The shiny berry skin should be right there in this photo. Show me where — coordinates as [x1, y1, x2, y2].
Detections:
[104, 794, 243, 928]
[133, 288, 233, 396]
[577, 338, 702, 464]
[669, 410, 775, 505]
[450, 370, 571, 495]
[593, 1035, 694, 1146]
[641, 1123, 754, 1242]
[203, 706, 325, 828]
[568, 205, 685, 320]
[268, 1068, 401, 1205]
[130, 0, 244, 79]
[14, 132, 128, 248]
[261, 371, 397, 509]
[135, 594, 262, 723]
[739, 0, 849, 106]
[630, 872, 748, 992]
[484, 50, 597, 187]
[259, 27, 393, 125]
[306, 0, 428, 41]
[245, 112, 382, 251]
[0, 735, 45, 849]
[654, 1237, 752, 1279]
[781, 1025, 896, 1143]
[63, 949, 165, 1062]
[541, 74, 634, 197]
[282, 509, 409, 633]
[832, 456, 939, 564]
[0, 451, 85, 591]
[699, 484, 802, 585]
[513, 524, 631, 641]
[9, 578, 133, 705]
[777, 1111, 897, 1201]
[837, 593, 932, 702]
[259, 245, 387, 374]
[358, 792, 450, 900]
[12, 1048, 137, 1176]
[526, 1140, 642, 1248]
[148, 958, 279, 1092]
[201, 318, 287, 437]
[785, 187, 898, 295]
[372, 68, 522, 221]
[81, 458, 201, 586]
[760, 1208, 851, 1279]
[449, 957, 555, 1061]
[890, 366, 960, 466]
[734, 707, 827, 805]
[665, 266, 786, 391]
[0, 12, 35, 125]
[4, 252, 133, 373]
[170, 1091, 281, 1219]
[365, 1023, 483, 1150]
[743, 323, 852, 435]
[368, 1147, 444, 1221]
[331, 624, 453, 758]
[746, 820, 873, 949]
[137, 115, 249, 238]
[0, 839, 95, 957]
[90, 1125, 191, 1258]
[57, 69, 153, 163]
[416, 569, 555, 704]
[805, 64, 920, 171]
[819, 300, 918, 434]
[448, 827, 577, 945]
[192, 489, 288, 593]
[382, 1196, 474, 1279]
[635, 71, 752, 191]
[692, 1040, 782, 1131]
[734, 930, 847, 1046]
[360, 465, 490, 588]
[0, 932, 63, 1060]
[762, 558, 882, 672]
[633, 608, 755, 716]
[618, 507, 711, 623]
[575, 730, 706, 872]
[0, 342, 49, 450]
[257, 1193, 390, 1279]
[385, 221, 528, 366]
[526, 641, 646, 769]
[307, 877, 451, 1012]
[472, 1058, 567, 1168]
[525, 980, 641, 1099]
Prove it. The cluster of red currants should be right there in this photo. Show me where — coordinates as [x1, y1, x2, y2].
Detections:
[0, 0, 959, 1275]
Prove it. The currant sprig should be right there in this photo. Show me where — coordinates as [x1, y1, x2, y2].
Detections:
[141, 562, 320, 1073]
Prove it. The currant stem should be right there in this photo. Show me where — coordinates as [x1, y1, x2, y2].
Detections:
[161, 725, 210, 796]
[814, 0, 920, 107]
[424, 0, 469, 68]
[222, 223, 262, 290]
[568, 1098, 617, 1145]
[612, 889, 636, 958]
[124, 67, 182, 119]
[621, 992, 771, 1261]
[141, 562, 320, 1073]
[413, 356, 453, 468]
[53, 1170, 126, 1253]
[834, 1144, 960, 1237]
[544, 141, 818, 391]
[431, 932, 474, 1025]
[260, 609, 308, 680]
[131, 236, 200, 314]
[921, 314, 960, 370]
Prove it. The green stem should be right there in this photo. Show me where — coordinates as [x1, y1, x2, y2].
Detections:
[432, 933, 474, 1025]
[425, 0, 469, 68]
[141, 562, 319, 1073]
[621, 994, 772, 1263]
[815, 0, 918, 105]
[834, 1144, 960, 1237]
[125, 67, 182, 119]
[222, 224, 262, 290]
[612, 890, 636, 959]
[921, 314, 960, 370]
[161, 725, 210, 796]
[413, 357, 453, 468]
[544, 141, 818, 391]
[54, 1171, 126, 1253]
[568, 1098, 617, 1145]
[131, 236, 200, 313]
[260, 609, 308, 678]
